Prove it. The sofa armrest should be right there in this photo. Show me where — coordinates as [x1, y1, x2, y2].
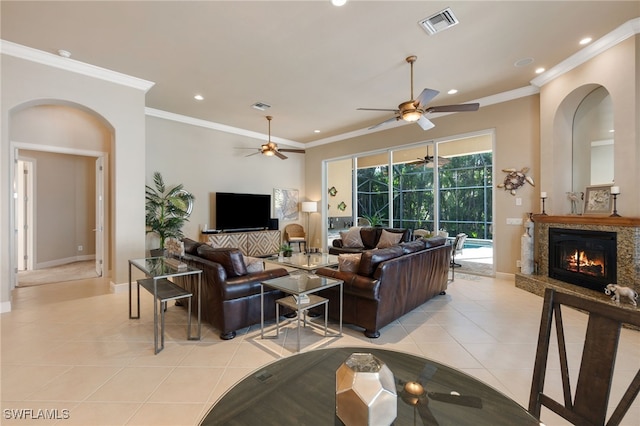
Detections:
[222, 268, 289, 300]
[315, 267, 380, 300]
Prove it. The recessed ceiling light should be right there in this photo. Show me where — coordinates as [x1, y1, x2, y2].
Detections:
[57, 49, 71, 58]
[514, 57, 534, 67]
[314, 130, 321, 133]
[579, 37, 592, 45]
[194, 94, 204, 101]
[447, 89, 458, 95]
[609, 129, 615, 133]
[535, 67, 545, 74]
[331, 0, 347, 6]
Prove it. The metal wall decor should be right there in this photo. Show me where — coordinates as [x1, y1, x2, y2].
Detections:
[497, 167, 535, 195]
[329, 186, 338, 196]
[337, 201, 347, 211]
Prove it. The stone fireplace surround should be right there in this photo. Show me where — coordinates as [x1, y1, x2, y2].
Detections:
[516, 215, 640, 312]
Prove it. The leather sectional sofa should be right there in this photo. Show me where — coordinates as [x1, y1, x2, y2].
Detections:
[316, 236, 451, 338]
[329, 227, 412, 255]
[173, 238, 289, 340]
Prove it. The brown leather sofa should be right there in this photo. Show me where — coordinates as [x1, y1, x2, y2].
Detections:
[316, 236, 451, 338]
[329, 227, 412, 255]
[173, 238, 288, 340]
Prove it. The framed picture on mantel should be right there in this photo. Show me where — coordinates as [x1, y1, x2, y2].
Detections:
[583, 184, 613, 215]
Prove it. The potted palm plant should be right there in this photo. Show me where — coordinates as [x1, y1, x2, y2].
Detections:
[145, 171, 195, 255]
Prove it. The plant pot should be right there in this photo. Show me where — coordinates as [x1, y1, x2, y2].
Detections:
[283, 251, 293, 258]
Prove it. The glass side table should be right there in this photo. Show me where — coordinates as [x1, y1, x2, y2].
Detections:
[260, 273, 343, 352]
[129, 257, 202, 354]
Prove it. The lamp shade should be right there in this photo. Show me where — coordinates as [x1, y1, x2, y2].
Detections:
[301, 201, 317, 213]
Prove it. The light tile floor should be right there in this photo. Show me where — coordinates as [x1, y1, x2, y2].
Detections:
[1, 274, 638, 426]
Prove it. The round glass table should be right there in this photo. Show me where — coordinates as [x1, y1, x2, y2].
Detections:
[200, 347, 539, 425]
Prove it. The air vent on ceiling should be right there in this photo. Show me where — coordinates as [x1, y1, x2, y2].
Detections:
[251, 102, 271, 111]
[418, 7, 459, 35]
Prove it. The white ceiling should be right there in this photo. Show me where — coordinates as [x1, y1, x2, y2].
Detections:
[1, 1, 638, 147]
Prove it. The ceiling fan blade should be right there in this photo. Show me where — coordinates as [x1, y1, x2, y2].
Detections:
[273, 150, 288, 160]
[414, 88, 440, 108]
[279, 149, 306, 154]
[427, 392, 483, 409]
[357, 107, 399, 112]
[426, 103, 480, 113]
[245, 151, 260, 157]
[416, 400, 440, 426]
[417, 115, 435, 130]
[369, 115, 400, 130]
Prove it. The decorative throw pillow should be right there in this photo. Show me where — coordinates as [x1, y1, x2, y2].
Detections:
[339, 227, 364, 248]
[376, 229, 403, 248]
[197, 247, 248, 277]
[243, 255, 264, 273]
[338, 253, 362, 273]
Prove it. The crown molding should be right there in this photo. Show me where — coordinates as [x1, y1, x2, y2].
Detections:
[531, 17, 640, 88]
[307, 85, 539, 147]
[1, 40, 155, 92]
[145, 108, 303, 147]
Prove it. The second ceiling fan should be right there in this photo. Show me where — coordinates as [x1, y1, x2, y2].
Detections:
[358, 55, 480, 131]
[246, 116, 305, 160]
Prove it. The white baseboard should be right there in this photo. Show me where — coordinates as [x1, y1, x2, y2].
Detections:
[0, 300, 12, 313]
[110, 281, 129, 293]
[495, 272, 515, 281]
[36, 255, 95, 269]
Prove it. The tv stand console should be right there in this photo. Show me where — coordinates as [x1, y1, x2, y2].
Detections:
[201, 230, 281, 257]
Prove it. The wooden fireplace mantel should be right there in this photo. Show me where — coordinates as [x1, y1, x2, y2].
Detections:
[532, 214, 640, 227]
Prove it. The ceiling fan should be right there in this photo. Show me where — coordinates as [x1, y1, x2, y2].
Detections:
[397, 363, 483, 425]
[408, 146, 450, 168]
[358, 55, 480, 131]
[245, 116, 305, 160]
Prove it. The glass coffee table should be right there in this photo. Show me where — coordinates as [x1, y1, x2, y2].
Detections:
[260, 273, 343, 352]
[264, 252, 339, 272]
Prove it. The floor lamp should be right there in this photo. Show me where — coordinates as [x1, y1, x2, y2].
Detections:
[301, 201, 317, 253]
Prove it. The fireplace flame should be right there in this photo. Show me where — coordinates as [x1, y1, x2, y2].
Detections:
[565, 249, 605, 277]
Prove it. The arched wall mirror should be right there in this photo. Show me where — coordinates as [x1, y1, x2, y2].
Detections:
[572, 86, 614, 192]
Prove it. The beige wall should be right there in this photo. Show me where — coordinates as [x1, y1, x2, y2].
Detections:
[306, 96, 541, 274]
[145, 116, 307, 247]
[1, 54, 147, 308]
[539, 35, 639, 216]
[19, 150, 96, 267]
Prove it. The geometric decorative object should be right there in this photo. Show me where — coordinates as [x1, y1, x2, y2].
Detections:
[337, 201, 347, 211]
[329, 186, 338, 196]
[336, 353, 397, 426]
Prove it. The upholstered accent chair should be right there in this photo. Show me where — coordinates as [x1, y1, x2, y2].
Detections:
[284, 223, 306, 252]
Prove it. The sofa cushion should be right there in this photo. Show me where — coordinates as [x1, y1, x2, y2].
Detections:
[339, 227, 364, 248]
[400, 239, 426, 254]
[357, 246, 404, 277]
[243, 255, 264, 273]
[376, 229, 404, 248]
[197, 246, 248, 277]
[338, 253, 362, 273]
[359, 227, 380, 249]
[183, 238, 205, 255]
[424, 236, 447, 248]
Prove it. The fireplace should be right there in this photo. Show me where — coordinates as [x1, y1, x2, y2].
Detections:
[548, 228, 617, 292]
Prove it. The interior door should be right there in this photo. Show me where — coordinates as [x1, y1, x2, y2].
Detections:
[95, 156, 104, 277]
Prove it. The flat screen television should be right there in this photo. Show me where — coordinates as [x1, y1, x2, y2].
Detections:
[215, 192, 271, 231]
